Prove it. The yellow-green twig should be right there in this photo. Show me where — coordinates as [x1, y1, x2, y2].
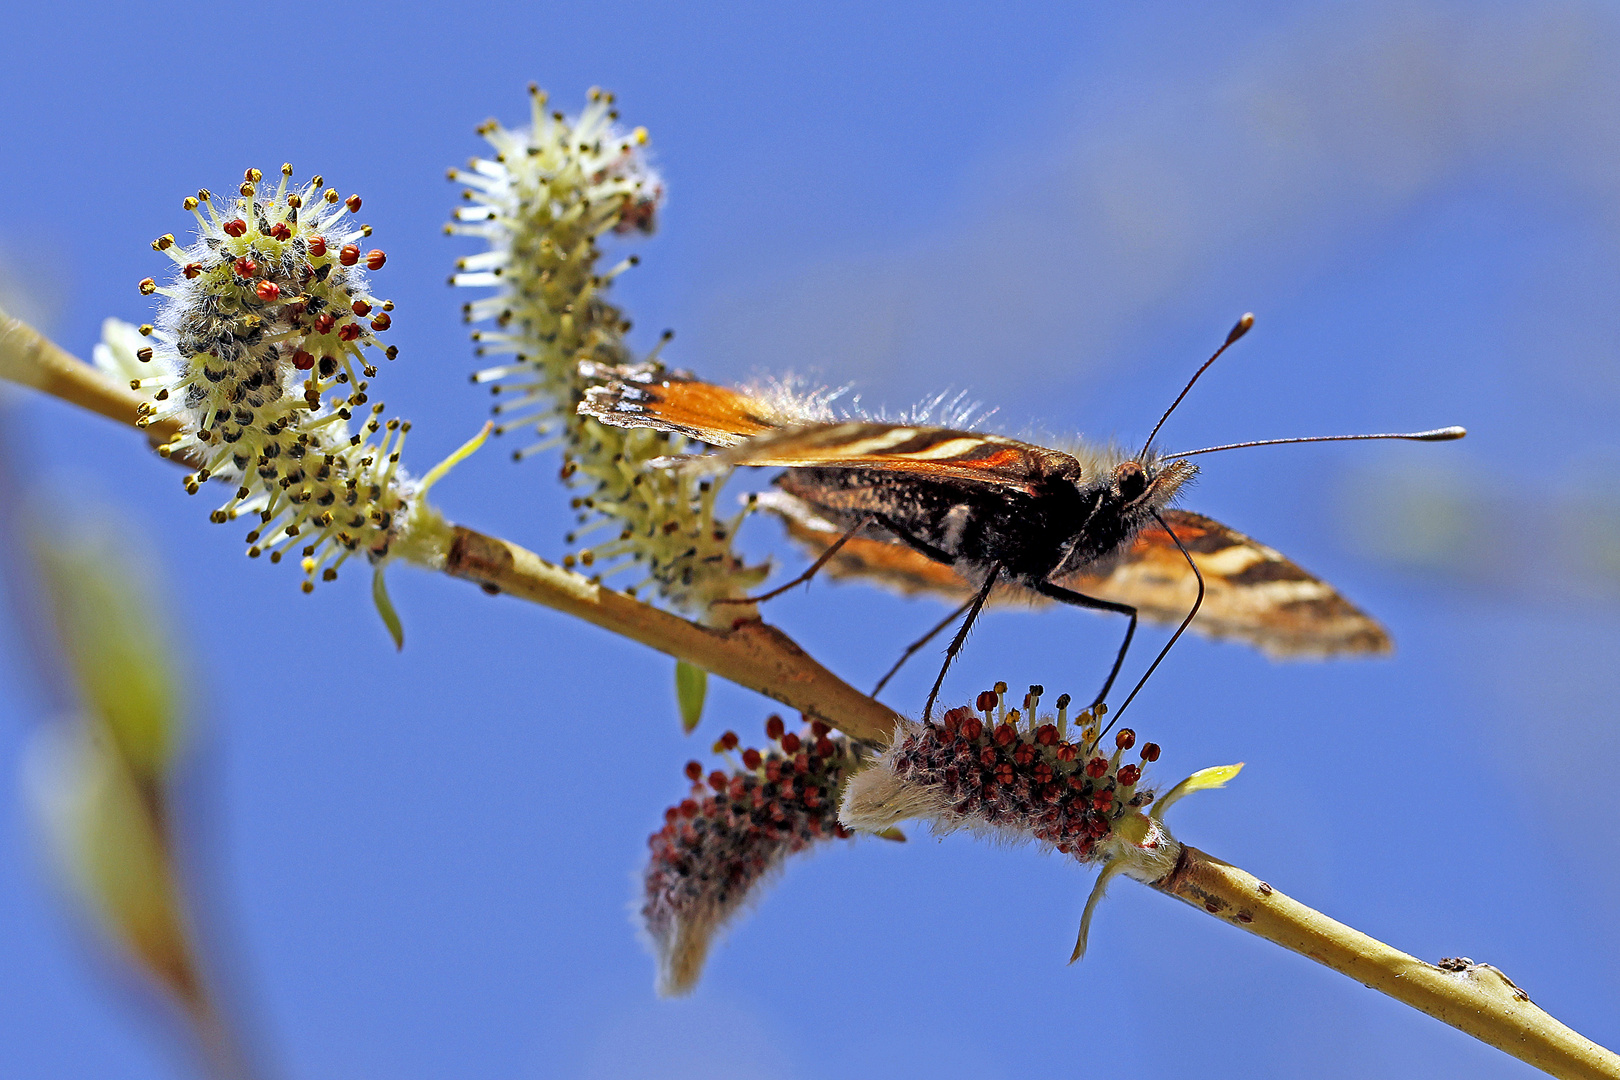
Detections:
[1152, 845, 1620, 1080]
[0, 306, 166, 440]
[0, 305, 201, 466]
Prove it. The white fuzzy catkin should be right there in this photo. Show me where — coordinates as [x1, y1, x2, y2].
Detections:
[449, 86, 766, 614]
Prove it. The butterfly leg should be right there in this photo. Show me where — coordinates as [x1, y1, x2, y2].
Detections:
[1103, 510, 1207, 732]
[871, 596, 977, 697]
[922, 564, 1003, 723]
[713, 516, 877, 606]
[864, 512, 992, 718]
[1032, 581, 1138, 710]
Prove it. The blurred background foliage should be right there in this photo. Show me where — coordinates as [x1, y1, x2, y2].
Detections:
[1, 460, 254, 1077]
[1342, 458, 1620, 603]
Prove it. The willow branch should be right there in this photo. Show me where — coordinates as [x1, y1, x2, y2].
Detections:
[0, 307, 140, 426]
[0, 306, 201, 466]
[0, 308, 901, 742]
[1151, 844, 1620, 1080]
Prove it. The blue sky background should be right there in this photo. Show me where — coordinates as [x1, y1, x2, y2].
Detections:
[3, 2, 1619, 1077]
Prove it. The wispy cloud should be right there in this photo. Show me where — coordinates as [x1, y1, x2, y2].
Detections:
[692, 2, 1620, 403]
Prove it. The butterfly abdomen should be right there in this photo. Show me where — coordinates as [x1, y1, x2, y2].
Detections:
[778, 468, 1099, 587]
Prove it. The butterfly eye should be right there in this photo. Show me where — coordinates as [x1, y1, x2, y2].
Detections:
[1115, 461, 1147, 502]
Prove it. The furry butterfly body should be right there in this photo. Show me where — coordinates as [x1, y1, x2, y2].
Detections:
[581, 366, 1197, 594]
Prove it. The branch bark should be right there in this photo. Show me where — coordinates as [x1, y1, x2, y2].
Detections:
[0, 308, 166, 436]
[442, 526, 901, 742]
[1152, 845, 1620, 1080]
[0, 306, 198, 465]
[0, 307, 901, 744]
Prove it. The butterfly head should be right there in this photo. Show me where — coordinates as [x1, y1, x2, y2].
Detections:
[1112, 455, 1196, 512]
[1052, 453, 1197, 576]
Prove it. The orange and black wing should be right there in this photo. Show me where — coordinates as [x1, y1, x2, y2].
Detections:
[578, 363, 782, 447]
[1065, 510, 1391, 658]
[722, 422, 1072, 495]
[579, 365, 1074, 495]
[760, 495, 1390, 658]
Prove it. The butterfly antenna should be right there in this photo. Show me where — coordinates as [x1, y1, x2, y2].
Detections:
[1139, 313, 1255, 459]
[1163, 426, 1465, 458]
[1093, 511, 1205, 747]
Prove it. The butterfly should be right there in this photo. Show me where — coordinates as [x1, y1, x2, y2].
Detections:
[578, 316, 1464, 723]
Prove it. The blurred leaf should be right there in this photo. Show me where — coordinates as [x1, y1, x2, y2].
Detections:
[372, 566, 405, 651]
[34, 531, 183, 779]
[20, 511, 255, 1078]
[27, 723, 202, 1009]
[1340, 463, 1484, 571]
[675, 660, 707, 734]
[1573, 496, 1620, 593]
[1341, 460, 1620, 603]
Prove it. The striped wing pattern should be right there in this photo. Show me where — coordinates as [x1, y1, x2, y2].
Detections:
[721, 422, 1072, 493]
[579, 365, 1390, 658]
[1080, 510, 1391, 658]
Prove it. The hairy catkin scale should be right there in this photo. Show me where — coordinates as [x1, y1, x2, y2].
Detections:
[124, 166, 419, 589]
[449, 86, 765, 613]
[640, 717, 861, 995]
[841, 684, 1241, 961]
[841, 685, 1161, 862]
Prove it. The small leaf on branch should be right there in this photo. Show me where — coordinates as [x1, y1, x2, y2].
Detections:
[675, 660, 707, 733]
[373, 566, 405, 651]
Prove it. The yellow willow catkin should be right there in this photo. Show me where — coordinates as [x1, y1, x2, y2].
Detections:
[116, 165, 430, 591]
[448, 85, 766, 615]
